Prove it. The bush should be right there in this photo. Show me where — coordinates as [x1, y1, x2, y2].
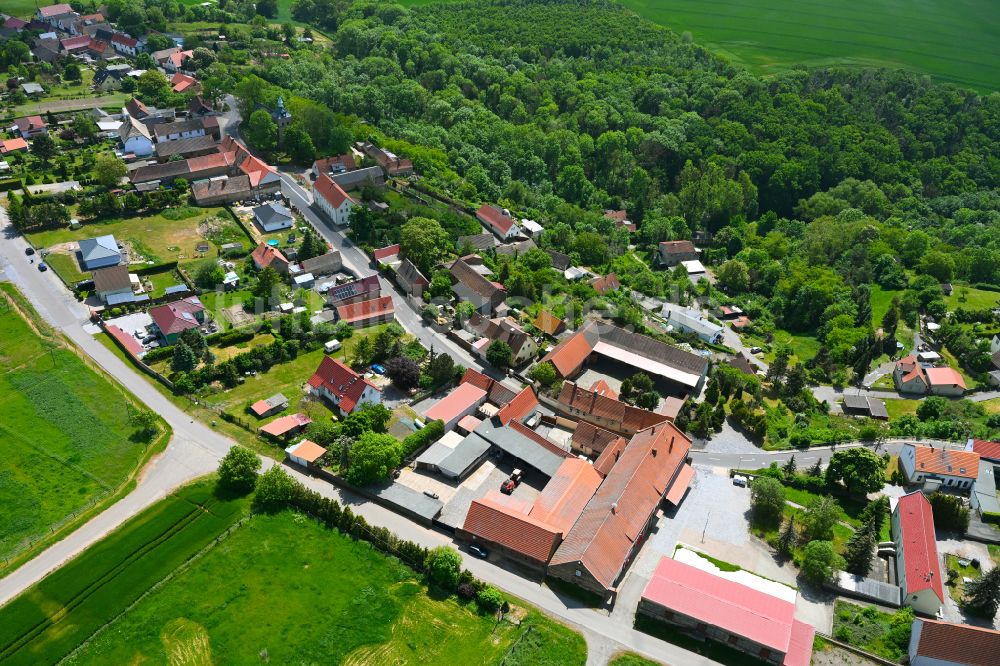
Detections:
[426, 545, 462, 591]
[750, 476, 785, 528]
[476, 586, 504, 612]
[929, 492, 970, 534]
[800, 540, 843, 586]
[457, 582, 477, 600]
[400, 419, 444, 457]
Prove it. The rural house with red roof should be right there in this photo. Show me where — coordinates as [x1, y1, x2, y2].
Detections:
[892, 491, 944, 616]
[548, 421, 694, 597]
[558, 382, 670, 436]
[308, 356, 382, 416]
[450, 258, 506, 315]
[148, 296, 205, 345]
[251, 243, 289, 273]
[476, 204, 520, 240]
[657, 240, 698, 267]
[639, 557, 814, 666]
[314, 172, 356, 226]
[335, 295, 395, 328]
[908, 618, 1000, 666]
[13, 115, 47, 140]
[900, 443, 979, 491]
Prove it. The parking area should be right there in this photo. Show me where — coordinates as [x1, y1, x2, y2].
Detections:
[396, 452, 547, 530]
[104, 312, 155, 349]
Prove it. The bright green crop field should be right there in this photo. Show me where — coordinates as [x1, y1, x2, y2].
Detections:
[0, 284, 164, 566]
[60, 509, 585, 665]
[615, 0, 998, 90]
[401, 0, 998, 91]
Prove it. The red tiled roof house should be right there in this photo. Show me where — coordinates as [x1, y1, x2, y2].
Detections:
[892, 491, 944, 616]
[476, 204, 519, 241]
[308, 356, 382, 416]
[314, 172, 355, 226]
[148, 296, 205, 345]
[908, 618, 1000, 666]
[899, 443, 978, 491]
[335, 295, 395, 328]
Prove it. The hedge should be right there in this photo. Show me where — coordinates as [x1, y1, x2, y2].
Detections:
[206, 328, 255, 347]
[142, 344, 175, 363]
[982, 512, 1000, 525]
[401, 419, 444, 457]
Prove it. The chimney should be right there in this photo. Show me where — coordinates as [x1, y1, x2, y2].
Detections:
[611, 502, 617, 514]
[669, 437, 674, 453]
[651, 448, 657, 457]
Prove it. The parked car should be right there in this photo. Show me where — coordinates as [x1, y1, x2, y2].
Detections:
[467, 545, 488, 559]
[37, 262, 47, 272]
[500, 479, 516, 495]
[24, 247, 34, 256]
[371, 363, 386, 375]
[732, 475, 747, 487]
[749, 346, 763, 354]
[423, 490, 439, 499]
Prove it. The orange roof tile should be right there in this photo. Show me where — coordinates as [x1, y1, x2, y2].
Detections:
[335, 295, 394, 325]
[912, 445, 979, 479]
[288, 439, 327, 463]
[314, 172, 353, 208]
[496, 386, 539, 425]
[260, 413, 311, 436]
[911, 619, 1000, 666]
[925, 366, 966, 389]
[539, 331, 593, 377]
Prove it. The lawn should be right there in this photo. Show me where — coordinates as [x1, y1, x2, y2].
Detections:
[64, 509, 585, 665]
[0, 480, 249, 666]
[197, 324, 390, 423]
[884, 398, 920, 419]
[767, 329, 820, 365]
[944, 553, 980, 604]
[615, 0, 998, 91]
[28, 206, 250, 278]
[945, 285, 1000, 310]
[610, 654, 661, 666]
[832, 600, 911, 662]
[43, 250, 91, 285]
[0, 284, 164, 566]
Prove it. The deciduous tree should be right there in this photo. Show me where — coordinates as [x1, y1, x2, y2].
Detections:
[218, 445, 261, 492]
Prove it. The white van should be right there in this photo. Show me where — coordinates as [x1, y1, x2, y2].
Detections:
[324, 339, 341, 353]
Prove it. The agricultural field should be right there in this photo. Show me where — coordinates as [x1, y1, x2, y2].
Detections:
[0, 481, 251, 666]
[60, 508, 585, 665]
[397, 0, 998, 90]
[28, 207, 251, 292]
[616, 0, 998, 91]
[0, 284, 165, 566]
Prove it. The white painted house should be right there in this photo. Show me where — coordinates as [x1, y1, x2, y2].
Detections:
[314, 172, 355, 226]
[892, 491, 944, 617]
[899, 443, 979, 492]
[117, 116, 153, 156]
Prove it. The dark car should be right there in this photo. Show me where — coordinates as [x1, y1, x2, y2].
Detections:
[467, 545, 488, 559]
[500, 479, 516, 495]
[423, 490, 440, 500]
[37, 262, 47, 272]
[24, 247, 35, 256]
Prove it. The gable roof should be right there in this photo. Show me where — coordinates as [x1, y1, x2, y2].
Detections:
[551, 422, 691, 590]
[925, 366, 967, 389]
[424, 382, 487, 425]
[373, 244, 401, 262]
[149, 296, 204, 336]
[459, 368, 517, 405]
[450, 258, 504, 300]
[118, 115, 151, 142]
[92, 264, 130, 293]
[328, 274, 380, 304]
[894, 491, 944, 603]
[336, 295, 395, 325]
[911, 618, 1000, 666]
[539, 329, 593, 376]
[642, 557, 813, 665]
[896, 355, 927, 386]
[546, 249, 571, 271]
[251, 243, 288, 270]
[558, 382, 669, 434]
[250, 393, 288, 417]
[313, 153, 357, 173]
[111, 32, 138, 48]
[909, 444, 979, 479]
[463, 492, 562, 563]
[78, 235, 120, 262]
[39, 4, 74, 18]
[397, 258, 428, 289]
[260, 413, 312, 437]
[534, 310, 564, 336]
[314, 172, 354, 209]
[457, 232, 497, 251]
[125, 97, 149, 118]
[170, 72, 197, 92]
[572, 421, 621, 455]
[154, 134, 218, 160]
[0, 138, 29, 154]
[308, 356, 379, 414]
[14, 116, 46, 133]
[496, 386, 539, 426]
[253, 201, 293, 227]
[476, 204, 515, 235]
[970, 439, 1000, 462]
[589, 273, 620, 295]
[473, 419, 568, 477]
[287, 439, 327, 463]
[659, 240, 696, 255]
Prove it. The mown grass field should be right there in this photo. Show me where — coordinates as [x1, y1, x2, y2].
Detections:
[616, 0, 998, 91]
[945, 285, 1000, 310]
[0, 284, 161, 564]
[28, 207, 250, 285]
[63, 509, 585, 665]
[0, 480, 250, 666]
